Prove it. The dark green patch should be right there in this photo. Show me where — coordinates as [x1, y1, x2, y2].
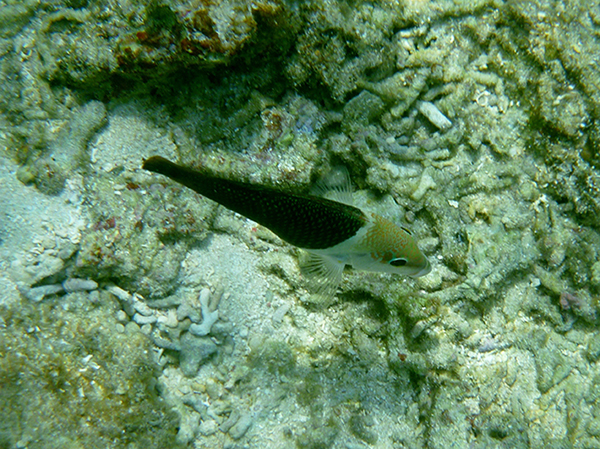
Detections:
[348, 413, 377, 444]
[250, 339, 296, 375]
[295, 373, 323, 407]
[145, 2, 182, 37]
[296, 415, 339, 449]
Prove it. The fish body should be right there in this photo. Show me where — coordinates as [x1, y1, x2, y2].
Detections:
[143, 156, 430, 293]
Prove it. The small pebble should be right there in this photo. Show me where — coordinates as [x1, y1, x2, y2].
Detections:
[272, 303, 291, 325]
[57, 242, 78, 260]
[220, 410, 240, 433]
[416, 100, 452, 130]
[198, 419, 218, 436]
[106, 285, 131, 302]
[125, 321, 140, 333]
[133, 313, 157, 325]
[229, 413, 253, 440]
[88, 290, 101, 304]
[62, 278, 98, 293]
[206, 380, 224, 401]
[133, 299, 154, 316]
[178, 384, 192, 396]
[22, 284, 64, 302]
[411, 169, 436, 201]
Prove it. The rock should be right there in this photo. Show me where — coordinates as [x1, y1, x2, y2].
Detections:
[176, 412, 199, 445]
[416, 100, 452, 130]
[342, 90, 385, 133]
[587, 332, 600, 362]
[272, 302, 291, 325]
[229, 412, 253, 440]
[29, 254, 64, 285]
[21, 284, 64, 302]
[133, 313, 157, 325]
[62, 278, 98, 293]
[179, 332, 217, 377]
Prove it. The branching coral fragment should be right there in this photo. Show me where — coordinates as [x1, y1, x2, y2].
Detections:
[189, 286, 226, 336]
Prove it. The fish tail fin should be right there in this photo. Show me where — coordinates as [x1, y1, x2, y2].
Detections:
[142, 156, 178, 175]
[143, 156, 201, 181]
[299, 251, 344, 298]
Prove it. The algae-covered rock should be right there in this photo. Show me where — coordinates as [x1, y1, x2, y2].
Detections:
[250, 339, 296, 376]
[179, 332, 217, 377]
[116, 0, 300, 82]
[296, 415, 339, 449]
[342, 90, 385, 134]
[535, 61, 588, 138]
[17, 157, 66, 195]
[348, 413, 378, 445]
[0, 292, 182, 449]
[74, 168, 213, 297]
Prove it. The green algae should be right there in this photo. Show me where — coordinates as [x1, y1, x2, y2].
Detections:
[249, 339, 297, 376]
[145, 1, 182, 38]
[295, 415, 339, 449]
[0, 292, 181, 449]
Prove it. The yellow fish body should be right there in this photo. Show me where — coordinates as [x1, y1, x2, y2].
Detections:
[143, 156, 430, 293]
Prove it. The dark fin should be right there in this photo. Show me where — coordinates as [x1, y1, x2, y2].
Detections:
[143, 156, 367, 249]
[299, 251, 344, 298]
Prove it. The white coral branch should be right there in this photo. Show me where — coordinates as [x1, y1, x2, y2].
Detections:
[189, 287, 221, 336]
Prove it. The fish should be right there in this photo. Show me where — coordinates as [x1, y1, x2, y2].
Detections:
[142, 156, 431, 294]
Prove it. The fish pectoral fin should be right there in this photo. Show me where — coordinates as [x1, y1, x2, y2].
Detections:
[299, 251, 344, 297]
[311, 166, 354, 206]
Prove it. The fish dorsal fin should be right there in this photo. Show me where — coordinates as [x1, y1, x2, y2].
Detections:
[311, 166, 354, 206]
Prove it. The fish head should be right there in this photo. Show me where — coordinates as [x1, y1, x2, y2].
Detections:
[356, 213, 431, 277]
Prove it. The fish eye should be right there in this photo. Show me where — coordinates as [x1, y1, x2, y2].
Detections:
[389, 258, 407, 267]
